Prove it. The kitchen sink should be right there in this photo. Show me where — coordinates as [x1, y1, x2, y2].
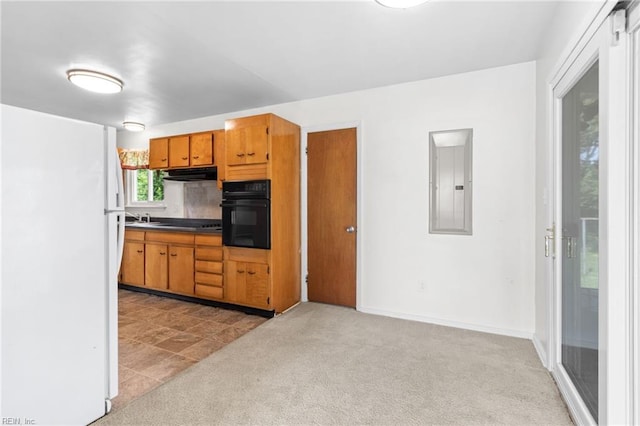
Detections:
[126, 221, 166, 227]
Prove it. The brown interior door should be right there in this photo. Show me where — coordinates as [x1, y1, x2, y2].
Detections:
[307, 128, 356, 308]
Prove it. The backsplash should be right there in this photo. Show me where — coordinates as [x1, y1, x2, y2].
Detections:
[183, 181, 221, 218]
[127, 180, 222, 219]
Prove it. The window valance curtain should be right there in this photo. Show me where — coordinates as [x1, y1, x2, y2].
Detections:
[118, 148, 149, 170]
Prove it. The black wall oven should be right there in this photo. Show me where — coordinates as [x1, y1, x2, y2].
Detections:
[222, 180, 271, 249]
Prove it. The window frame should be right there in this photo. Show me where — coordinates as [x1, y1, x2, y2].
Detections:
[124, 169, 166, 208]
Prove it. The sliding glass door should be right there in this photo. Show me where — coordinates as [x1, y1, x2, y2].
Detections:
[550, 7, 633, 425]
[560, 60, 599, 420]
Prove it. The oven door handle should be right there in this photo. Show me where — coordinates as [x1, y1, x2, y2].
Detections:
[221, 202, 269, 208]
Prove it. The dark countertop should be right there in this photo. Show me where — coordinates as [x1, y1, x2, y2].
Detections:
[125, 217, 222, 234]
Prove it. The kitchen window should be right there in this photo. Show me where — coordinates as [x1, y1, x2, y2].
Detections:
[125, 169, 166, 206]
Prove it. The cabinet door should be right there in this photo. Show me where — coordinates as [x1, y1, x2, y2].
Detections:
[121, 241, 145, 286]
[145, 243, 168, 289]
[245, 263, 270, 308]
[169, 135, 190, 168]
[244, 125, 269, 165]
[225, 128, 246, 166]
[190, 133, 213, 166]
[224, 261, 269, 308]
[149, 138, 169, 169]
[169, 246, 194, 295]
[223, 260, 243, 303]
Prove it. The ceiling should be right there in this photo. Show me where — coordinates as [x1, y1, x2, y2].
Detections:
[1, 1, 559, 131]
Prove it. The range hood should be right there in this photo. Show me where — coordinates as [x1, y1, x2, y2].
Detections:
[163, 167, 217, 182]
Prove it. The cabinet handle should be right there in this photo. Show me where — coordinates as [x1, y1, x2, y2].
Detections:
[237, 269, 245, 273]
[160, 252, 166, 256]
[161, 158, 167, 161]
[181, 156, 188, 160]
[246, 152, 255, 156]
[193, 155, 199, 159]
[236, 153, 245, 157]
[136, 250, 143, 253]
[248, 271, 256, 275]
[170, 253, 177, 257]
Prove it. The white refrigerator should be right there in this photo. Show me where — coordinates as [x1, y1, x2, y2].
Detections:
[0, 104, 124, 424]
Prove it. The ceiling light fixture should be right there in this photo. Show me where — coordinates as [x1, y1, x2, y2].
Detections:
[66, 69, 123, 94]
[122, 121, 145, 132]
[375, 0, 428, 8]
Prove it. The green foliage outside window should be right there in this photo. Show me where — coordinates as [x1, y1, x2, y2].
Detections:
[578, 88, 598, 290]
[136, 170, 165, 201]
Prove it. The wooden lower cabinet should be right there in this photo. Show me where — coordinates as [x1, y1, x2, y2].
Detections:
[194, 234, 224, 301]
[145, 243, 168, 290]
[225, 260, 270, 309]
[168, 246, 194, 295]
[121, 229, 286, 312]
[223, 247, 271, 310]
[121, 241, 145, 286]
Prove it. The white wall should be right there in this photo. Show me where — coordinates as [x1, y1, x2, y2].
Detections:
[533, 0, 612, 366]
[119, 61, 536, 338]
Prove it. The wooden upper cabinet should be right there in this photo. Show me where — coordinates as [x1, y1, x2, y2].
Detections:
[225, 116, 269, 166]
[190, 132, 214, 167]
[169, 135, 190, 168]
[149, 130, 221, 170]
[149, 138, 169, 169]
[245, 125, 269, 165]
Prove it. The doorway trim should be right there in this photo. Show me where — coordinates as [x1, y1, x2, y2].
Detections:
[629, 3, 640, 424]
[300, 121, 363, 309]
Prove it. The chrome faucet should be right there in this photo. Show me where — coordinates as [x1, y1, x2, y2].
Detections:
[125, 211, 143, 222]
[125, 211, 152, 222]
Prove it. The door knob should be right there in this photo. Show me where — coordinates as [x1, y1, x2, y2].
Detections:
[345, 226, 356, 233]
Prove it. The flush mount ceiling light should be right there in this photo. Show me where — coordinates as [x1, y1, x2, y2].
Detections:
[122, 121, 145, 132]
[66, 69, 123, 94]
[376, 0, 428, 8]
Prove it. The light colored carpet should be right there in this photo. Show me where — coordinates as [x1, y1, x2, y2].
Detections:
[95, 302, 572, 425]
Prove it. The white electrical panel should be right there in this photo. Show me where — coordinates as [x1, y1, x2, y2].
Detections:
[429, 128, 472, 235]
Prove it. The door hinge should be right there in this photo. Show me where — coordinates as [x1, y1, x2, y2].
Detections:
[611, 9, 626, 46]
[305, 147, 308, 155]
[305, 274, 308, 284]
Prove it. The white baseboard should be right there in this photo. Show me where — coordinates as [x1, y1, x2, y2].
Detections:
[532, 334, 549, 369]
[357, 306, 533, 340]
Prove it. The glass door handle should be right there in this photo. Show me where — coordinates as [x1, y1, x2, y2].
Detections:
[564, 236, 577, 258]
[544, 235, 554, 257]
[544, 223, 555, 257]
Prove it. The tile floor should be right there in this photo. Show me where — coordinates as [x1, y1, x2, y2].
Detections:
[112, 289, 268, 411]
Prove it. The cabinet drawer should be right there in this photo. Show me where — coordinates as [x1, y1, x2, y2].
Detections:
[195, 260, 222, 274]
[195, 272, 223, 286]
[195, 284, 223, 300]
[145, 232, 194, 245]
[195, 247, 222, 261]
[195, 234, 222, 246]
[125, 230, 145, 241]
